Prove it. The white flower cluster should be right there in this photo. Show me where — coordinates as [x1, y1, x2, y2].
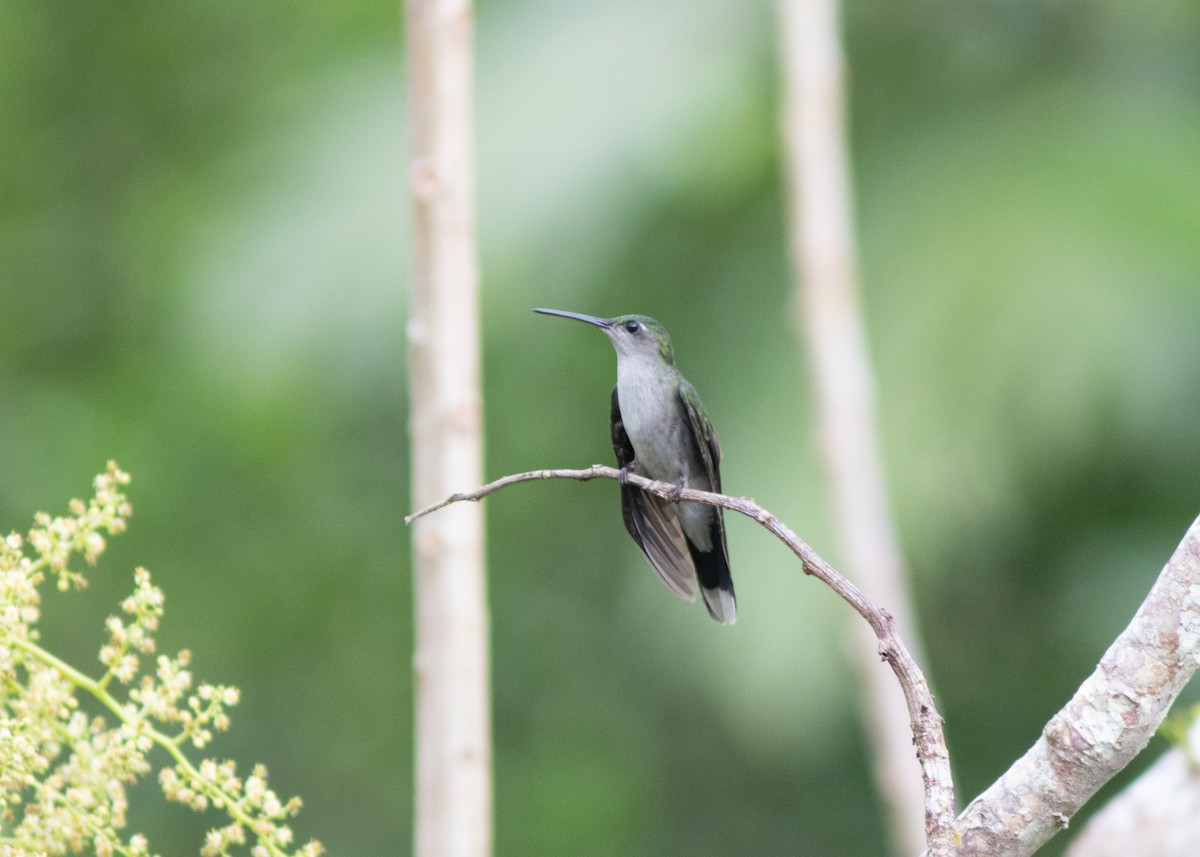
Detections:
[0, 463, 322, 857]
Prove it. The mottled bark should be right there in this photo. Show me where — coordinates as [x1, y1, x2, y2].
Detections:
[953, 516, 1200, 856]
[1064, 716, 1200, 857]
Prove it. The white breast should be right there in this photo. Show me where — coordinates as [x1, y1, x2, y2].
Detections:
[616, 360, 699, 486]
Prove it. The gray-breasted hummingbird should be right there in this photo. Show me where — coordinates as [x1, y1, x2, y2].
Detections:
[534, 308, 736, 624]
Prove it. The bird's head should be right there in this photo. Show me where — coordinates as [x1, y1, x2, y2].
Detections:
[534, 309, 675, 366]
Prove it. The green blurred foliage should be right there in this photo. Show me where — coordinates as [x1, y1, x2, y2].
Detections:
[2, 0, 1198, 854]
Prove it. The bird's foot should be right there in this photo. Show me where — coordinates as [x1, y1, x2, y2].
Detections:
[665, 481, 686, 503]
[618, 465, 632, 486]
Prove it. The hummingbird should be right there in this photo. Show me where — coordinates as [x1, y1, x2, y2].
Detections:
[534, 308, 736, 624]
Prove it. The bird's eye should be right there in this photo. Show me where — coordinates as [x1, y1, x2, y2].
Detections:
[624, 320, 641, 333]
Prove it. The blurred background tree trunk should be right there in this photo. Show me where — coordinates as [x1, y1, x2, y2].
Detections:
[777, 0, 931, 853]
[6, 0, 1200, 853]
[406, 1, 492, 855]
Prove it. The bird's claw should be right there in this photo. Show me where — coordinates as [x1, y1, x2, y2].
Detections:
[619, 466, 685, 503]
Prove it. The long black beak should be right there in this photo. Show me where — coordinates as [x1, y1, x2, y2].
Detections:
[533, 308, 611, 329]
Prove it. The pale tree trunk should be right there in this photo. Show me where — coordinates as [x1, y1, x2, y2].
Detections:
[406, 1, 492, 856]
[777, 1, 931, 854]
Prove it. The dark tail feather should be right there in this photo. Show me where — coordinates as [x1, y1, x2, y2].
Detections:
[687, 516, 736, 624]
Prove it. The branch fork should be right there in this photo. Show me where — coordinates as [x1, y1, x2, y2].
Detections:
[410, 467, 1200, 857]
[408, 464, 958, 852]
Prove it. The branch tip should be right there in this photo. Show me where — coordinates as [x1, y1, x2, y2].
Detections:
[413, 463, 956, 847]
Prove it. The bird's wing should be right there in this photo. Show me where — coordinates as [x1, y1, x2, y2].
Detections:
[677, 378, 722, 492]
[610, 386, 641, 546]
[677, 379, 736, 623]
[611, 386, 696, 601]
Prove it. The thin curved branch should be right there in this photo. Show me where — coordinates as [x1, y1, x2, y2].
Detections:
[406, 464, 957, 854]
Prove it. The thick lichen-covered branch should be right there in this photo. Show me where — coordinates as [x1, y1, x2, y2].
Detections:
[950, 514, 1200, 856]
[1063, 710, 1200, 856]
